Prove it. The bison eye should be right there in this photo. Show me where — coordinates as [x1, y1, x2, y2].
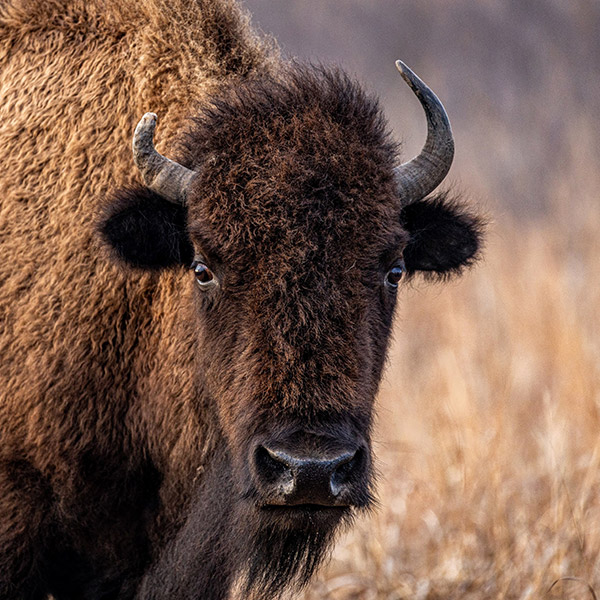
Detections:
[385, 261, 405, 290]
[191, 260, 217, 289]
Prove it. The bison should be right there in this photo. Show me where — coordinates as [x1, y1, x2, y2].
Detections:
[0, 0, 482, 598]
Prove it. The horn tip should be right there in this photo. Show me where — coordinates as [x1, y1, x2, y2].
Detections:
[135, 112, 158, 135]
[395, 60, 410, 76]
[395, 59, 418, 89]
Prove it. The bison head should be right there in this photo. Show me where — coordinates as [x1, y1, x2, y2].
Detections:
[100, 62, 482, 596]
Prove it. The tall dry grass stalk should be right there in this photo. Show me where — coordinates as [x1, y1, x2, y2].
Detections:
[300, 207, 600, 599]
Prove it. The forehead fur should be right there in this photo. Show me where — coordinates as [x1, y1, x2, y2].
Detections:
[180, 65, 405, 266]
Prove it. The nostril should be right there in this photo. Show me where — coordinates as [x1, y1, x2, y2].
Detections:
[253, 446, 298, 499]
[330, 447, 365, 497]
[254, 446, 289, 484]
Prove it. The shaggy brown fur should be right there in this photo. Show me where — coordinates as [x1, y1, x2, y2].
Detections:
[0, 1, 482, 599]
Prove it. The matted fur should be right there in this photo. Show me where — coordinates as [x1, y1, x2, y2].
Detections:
[0, 1, 482, 598]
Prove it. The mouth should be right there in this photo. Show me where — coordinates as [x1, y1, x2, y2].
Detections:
[259, 503, 350, 526]
[262, 503, 348, 513]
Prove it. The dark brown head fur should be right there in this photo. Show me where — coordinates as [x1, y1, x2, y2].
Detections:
[101, 65, 482, 598]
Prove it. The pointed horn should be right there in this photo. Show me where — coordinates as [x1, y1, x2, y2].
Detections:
[394, 60, 454, 204]
[132, 113, 197, 206]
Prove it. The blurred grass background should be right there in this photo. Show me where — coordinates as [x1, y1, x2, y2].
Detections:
[243, 1, 600, 598]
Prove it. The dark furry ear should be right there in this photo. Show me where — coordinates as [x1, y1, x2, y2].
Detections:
[401, 194, 484, 276]
[99, 187, 193, 269]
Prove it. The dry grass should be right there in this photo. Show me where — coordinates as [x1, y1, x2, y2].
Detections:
[299, 205, 600, 599]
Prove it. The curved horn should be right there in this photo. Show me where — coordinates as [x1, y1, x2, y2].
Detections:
[394, 60, 454, 204]
[132, 112, 197, 206]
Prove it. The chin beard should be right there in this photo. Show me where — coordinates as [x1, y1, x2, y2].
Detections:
[236, 506, 356, 600]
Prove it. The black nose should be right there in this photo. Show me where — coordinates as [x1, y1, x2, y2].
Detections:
[253, 442, 366, 506]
